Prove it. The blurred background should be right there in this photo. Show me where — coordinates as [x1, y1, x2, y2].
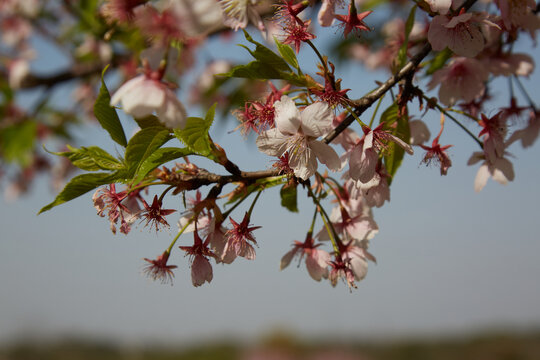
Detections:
[1, 1, 540, 359]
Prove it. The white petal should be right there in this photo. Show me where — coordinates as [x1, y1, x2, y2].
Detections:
[157, 90, 187, 129]
[255, 129, 290, 157]
[300, 102, 333, 138]
[289, 146, 317, 180]
[474, 163, 490, 192]
[110, 76, 145, 106]
[274, 95, 301, 135]
[310, 140, 340, 171]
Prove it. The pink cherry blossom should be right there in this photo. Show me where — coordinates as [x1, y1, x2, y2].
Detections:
[280, 234, 330, 281]
[409, 119, 431, 145]
[179, 230, 217, 287]
[494, 0, 540, 36]
[508, 110, 540, 148]
[223, 212, 261, 261]
[348, 124, 413, 183]
[256, 95, 341, 180]
[420, 120, 453, 176]
[428, 57, 489, 106]
[328, 255, 357, 290]
[92, 184, 140, 235]
[428, 11, 489, 58]
[338, 240, 376, 282]
[335, 6, 372, 38]
[352, 166, 391, 208]
[143, 251, 177, 285]
[478, 112, 507, 163]
[484, 52, 535, 77]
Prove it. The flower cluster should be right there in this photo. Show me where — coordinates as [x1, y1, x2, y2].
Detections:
[12, 0, 538, 290]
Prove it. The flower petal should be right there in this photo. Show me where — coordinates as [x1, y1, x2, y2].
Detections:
[310, 140, 340, 171]
[274, 95, 301, 135]
[255, 128, 290, 157]
[300, 101, 333, 137]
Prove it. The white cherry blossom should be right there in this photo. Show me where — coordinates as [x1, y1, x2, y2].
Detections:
[256, 95, 340, 180]
[110, 73, 187, 129]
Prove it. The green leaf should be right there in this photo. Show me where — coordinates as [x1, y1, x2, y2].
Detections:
[219, 31, 298, 83]
[243, 31, 291, 72]
[274, 37, 299, 69]
[226, 176, 286, 204]
[425, 48, 453, 75]
[133, 147, 194, 183]
[39, 172, 120, 214]
[134, 115, 166, 129]
[94, 66, 128, 147]
[280, 182, 298, 212]
[125, 127, 172, 176]
[174, 104, 216, 158]
[220, 62, 283, 81]
[380, 104, 410, 184]
[0, 121, 36, 166]
[397, 5, 417, 70]
[51, 145, 124, 171]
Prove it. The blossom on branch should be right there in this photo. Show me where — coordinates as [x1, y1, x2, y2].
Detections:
[280, 234, 330, 281]
[143, 251, 177, 285]
[110, 65, 187, 129]
[256, 95, 340, 180]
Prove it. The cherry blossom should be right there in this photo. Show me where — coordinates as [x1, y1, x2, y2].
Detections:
[179, 230, 217, 287]
[428, 57, 489, 106]
[143, 251, 177, 285]
[428, 11, 490, 58]
[219, 0, 265, 33]
[256, 95, 340, 180]
[280, 234, 331, 281]
[468, 151, 515, 192]
[335, 6, 372, 38]
[349, 124, 413, 183]
[110, 67, 187, 129]
[223, 212, 261, 261]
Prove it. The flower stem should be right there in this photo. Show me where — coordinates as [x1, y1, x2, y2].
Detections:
[307, 186, 339, 254]
[167, 215, 194, 253]
[423, 95, 483, 149]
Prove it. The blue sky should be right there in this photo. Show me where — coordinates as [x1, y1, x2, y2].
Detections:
[1, 14, 540, 346]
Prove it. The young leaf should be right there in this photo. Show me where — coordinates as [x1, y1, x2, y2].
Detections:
[125, 127, 172, 176]
[94, 66, 128, 147]
[243, 31, 291, 72]
[425, 48, 453, 75]
[174, 104, 216, 158]
[51, 145, 124, 171]
[220, 62, 284, 81]
[0, 121, 36, 166]
[134, 115, 166, 129]
[218, 31, 297, 82]
[226, 176, 286, 204]
[274, 37, 299, 69]
[280, 182, 299, 212]
[380, 104, 410, 184]
[397, 5, 417, 70]
[39, 172, 120, 214]
[133, 147, 194, 184]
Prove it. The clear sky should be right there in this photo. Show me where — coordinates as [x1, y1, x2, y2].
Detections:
[1, 13, 540, 346]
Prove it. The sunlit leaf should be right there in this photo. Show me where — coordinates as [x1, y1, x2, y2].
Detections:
[94, 66, 128, 147]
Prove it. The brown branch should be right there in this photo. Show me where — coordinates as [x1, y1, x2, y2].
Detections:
[19, 55, 127, 89]
[323, 43, 432, 144]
